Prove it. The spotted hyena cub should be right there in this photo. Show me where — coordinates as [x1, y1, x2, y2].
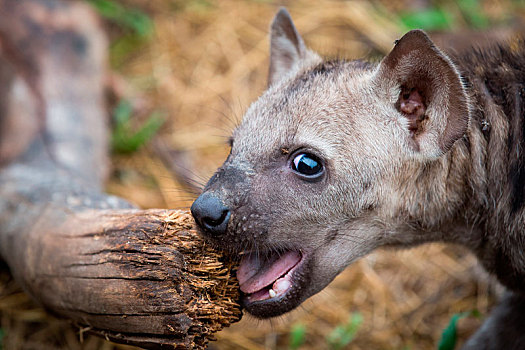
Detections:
[191, 8, 525, 348]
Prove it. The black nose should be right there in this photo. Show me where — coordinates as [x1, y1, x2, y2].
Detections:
[191, 192, 230, 236]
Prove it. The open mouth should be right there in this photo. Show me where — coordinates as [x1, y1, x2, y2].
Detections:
[237, 250, 303, 305]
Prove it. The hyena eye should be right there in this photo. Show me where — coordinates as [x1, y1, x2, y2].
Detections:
[291, 153, 324, 178]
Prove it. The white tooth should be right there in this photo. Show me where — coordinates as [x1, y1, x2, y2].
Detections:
[274, 279, 292, 294]
[269, 289, 277, 298]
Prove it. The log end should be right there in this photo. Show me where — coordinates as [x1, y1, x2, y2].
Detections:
[18, 210, 243, 349]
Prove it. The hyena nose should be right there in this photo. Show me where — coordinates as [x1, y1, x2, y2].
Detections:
[191, 192, 231, 236]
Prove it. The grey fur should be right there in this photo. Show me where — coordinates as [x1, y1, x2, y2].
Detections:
[192, 8, 525, 346]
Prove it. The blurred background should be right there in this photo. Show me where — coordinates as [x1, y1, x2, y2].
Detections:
[1, 0, 525, 349]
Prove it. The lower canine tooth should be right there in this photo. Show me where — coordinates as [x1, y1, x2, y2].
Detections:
[269, 289, 276, 298]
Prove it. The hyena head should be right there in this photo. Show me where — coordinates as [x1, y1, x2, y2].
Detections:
[191, 8, 470, 318]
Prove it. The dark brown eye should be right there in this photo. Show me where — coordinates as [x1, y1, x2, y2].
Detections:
[291, 153, 324, 178]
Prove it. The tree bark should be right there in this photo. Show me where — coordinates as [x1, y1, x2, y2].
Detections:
[0, 0, 242, 348]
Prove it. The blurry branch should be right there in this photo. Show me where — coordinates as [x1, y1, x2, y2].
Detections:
[0, 0, 240, 348]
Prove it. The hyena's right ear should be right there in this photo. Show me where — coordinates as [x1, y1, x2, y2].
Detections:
[268, 8, 320, 87]
[376, 30, 469, 159]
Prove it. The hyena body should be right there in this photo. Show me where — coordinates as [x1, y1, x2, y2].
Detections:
[191, 8, 525, 347]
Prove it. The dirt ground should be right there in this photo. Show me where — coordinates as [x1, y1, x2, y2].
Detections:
[1, 0, 525, 349]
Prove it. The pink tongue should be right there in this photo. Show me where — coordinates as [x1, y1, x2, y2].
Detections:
[237, 251, 301, 294]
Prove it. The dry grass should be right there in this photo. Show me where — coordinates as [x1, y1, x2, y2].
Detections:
[2, 0, 525, 349]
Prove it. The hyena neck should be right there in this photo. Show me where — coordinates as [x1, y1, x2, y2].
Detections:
[384, 40, 525, 291]
[447, 41, 525, 290]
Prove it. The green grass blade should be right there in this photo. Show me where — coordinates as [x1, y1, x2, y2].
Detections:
[289, 323, 307, 350]
[438, 313, 463, 350]
[438, 310, 480, 350]
[326, 312, 363, 350]
[87, 0, 152, 37]
[111, 100, 165, 154]
[400, 8, 453, 30]
[113, 99, 133, 126]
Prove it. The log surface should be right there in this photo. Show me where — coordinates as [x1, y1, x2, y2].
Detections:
[18, 208, 241, 349]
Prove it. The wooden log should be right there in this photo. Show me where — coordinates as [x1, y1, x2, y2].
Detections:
[1, 206, 241, 349]
[0, 0, 243, 348]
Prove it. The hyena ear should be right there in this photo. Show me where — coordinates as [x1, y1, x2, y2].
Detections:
[377, 30, 469, 158]
[268, 8, 319, 87]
